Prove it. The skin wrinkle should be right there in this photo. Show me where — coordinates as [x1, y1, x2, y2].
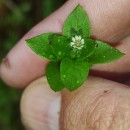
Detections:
[85, 96, 104, 130]
[65, 93, 83, 127]
[107, 107, 118, 130]
[92, 94, 116, 130]
[85, 91, 115, 130]
[98, 96, 118, 130]
[98, 95, 130, 130]
[85, 90, 112, 123]
[61, 77, 130, 130]
[108, 100, 130, 130]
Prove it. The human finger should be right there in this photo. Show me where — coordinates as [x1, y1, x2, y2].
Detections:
[21, 76, 130, 130]
[21, 77, 61, 130]
[0, 0, 130, 87]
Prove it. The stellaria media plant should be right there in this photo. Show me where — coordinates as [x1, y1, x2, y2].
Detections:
[26, 5, 124, 91]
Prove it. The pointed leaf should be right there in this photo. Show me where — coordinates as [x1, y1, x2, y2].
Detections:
[62, 5, 91, 37]
[88, 40, 125, 64]
[76, 39, 96, 61]
[52, 35, 71, 59]
[60, 58, 90, 91]
[46, 61, 65, 91]
[26, 33, 58, 61]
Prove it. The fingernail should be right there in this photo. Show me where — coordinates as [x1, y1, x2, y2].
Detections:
[2, 57, 10, 68]
[21, 77, 61, 130]
[0, 41, 47, 88]
[0, 57, 11, 84]
[0, 56, 24, 87]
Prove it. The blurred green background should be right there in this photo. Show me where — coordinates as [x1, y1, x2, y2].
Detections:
[0, 0, 66, 129]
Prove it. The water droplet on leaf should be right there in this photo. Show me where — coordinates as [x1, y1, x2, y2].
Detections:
[76, 80, 80, 84]
[58, 51, 62, 56]
[42, 52, 46, 56]
[47, 77, 50, 80]
[49, 55, 54, 59]
[63, 75, 66, 78]
[95, 44, 98, 47]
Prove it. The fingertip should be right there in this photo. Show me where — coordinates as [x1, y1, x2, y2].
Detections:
[1, 0, 130, 88]
[21, 77, 61, 130]
[0, 57, 17, 86]
[0, 43, 48, 88]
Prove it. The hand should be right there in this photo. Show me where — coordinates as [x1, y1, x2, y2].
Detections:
[0, 0, 130, 129]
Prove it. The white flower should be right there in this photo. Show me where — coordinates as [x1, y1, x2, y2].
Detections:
[70, 35, 84, 50]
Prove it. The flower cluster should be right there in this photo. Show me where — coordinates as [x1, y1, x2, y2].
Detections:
[70, 36, 85, 50]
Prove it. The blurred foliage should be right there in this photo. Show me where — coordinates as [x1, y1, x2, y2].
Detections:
[0, 0, 66, 129]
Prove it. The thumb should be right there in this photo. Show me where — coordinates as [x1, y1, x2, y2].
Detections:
[61, 77, 130, 130]
[20, 77, 61, 130]
[21, 77, 130, 130]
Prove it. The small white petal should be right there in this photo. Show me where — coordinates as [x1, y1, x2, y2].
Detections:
[72, 37, 75, 42]
[81, 45, 84, 48]
[71, 42, 75, 46]
[70, 36, 85, 50]
[75, 36, 79, 40]
[81, 39, 84, 44]
[78, 36, 82, 40]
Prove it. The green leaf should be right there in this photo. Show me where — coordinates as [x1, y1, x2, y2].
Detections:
[26, 33, 58, 60]
[62, 4, 91, 37]
[60, 58, 90, 91]
[52, 35, 71, 59]
[88, 40, 125, 64]
[76, 38, 96, 61]
[46, 61, 65, 91]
